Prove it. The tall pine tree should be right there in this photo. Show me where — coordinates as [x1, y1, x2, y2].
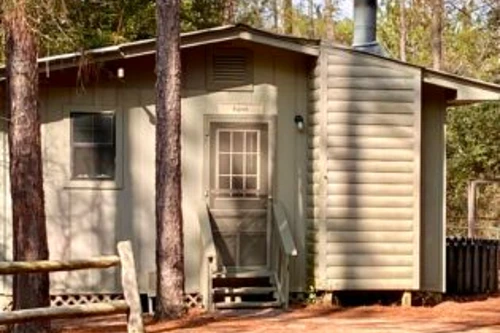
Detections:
[155, 0, 185, 319]
[3, 1, 50, 332]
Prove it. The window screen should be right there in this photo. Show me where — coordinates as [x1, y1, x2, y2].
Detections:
[216, 129, 260, 197]
[71, 112, 116, 180]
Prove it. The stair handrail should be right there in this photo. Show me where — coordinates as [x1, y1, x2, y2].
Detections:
[270, 198, 297, 308]
[197, 202, 217, 311]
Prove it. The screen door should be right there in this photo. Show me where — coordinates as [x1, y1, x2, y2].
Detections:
[208, 121, 270, 269]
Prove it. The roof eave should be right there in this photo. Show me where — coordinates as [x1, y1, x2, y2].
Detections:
[423, 69, 500, 105]
[0, 25, 319, 79]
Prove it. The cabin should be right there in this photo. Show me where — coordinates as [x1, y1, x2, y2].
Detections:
[0, 20, 499, 310]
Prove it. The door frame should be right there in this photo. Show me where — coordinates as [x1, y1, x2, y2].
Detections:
[203, 114, 276, 270]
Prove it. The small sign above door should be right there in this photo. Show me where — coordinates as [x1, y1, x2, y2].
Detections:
[217, 104, 264, 115]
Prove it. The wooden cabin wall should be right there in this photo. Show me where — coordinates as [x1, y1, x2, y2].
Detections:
[181, 42, 310, 293]
[0, 86, 12, 302]
[307, 47, 422, 291]
[0, 43, 311, 296]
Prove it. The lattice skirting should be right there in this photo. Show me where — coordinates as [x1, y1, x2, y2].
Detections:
[0, 293, 203, 312]
[184, 293, 203, 309]
[51, 293, 124, 307]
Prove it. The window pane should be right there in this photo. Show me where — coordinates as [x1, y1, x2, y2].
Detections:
[71, 112, 116, 180]
[246, 132, 258, 152]
[233, 132, 243, 152]
[72, 113, 94, 143]
[96, 146, 115, 178]
[246, 176, 257, 190]
[232, 176, 243, 190]
[219, 131, 230, 152]
[232, 155, 243, 175]
[219, 154, 230, 175]
[72, 146, 115, 179]
[94, 114, 114, 144]
[246, 154, 257, 175]
[72, 112, 115, 144]
[219, 176, 230, 189]
[73, 147, 96, 179]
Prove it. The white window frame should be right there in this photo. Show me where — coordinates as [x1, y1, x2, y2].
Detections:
[215, 128, 261, 197]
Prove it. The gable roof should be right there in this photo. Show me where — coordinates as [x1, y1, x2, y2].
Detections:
[0, 24, 499, 104]
[0, 24, 320, 78]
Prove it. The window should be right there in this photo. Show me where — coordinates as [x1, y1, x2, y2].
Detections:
[216, 129, 260, 197]
[71, 112, 116, 180]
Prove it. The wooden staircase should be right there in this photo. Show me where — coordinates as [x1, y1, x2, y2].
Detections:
[211, 270, 281, 309]
[198, 200, 297, 311]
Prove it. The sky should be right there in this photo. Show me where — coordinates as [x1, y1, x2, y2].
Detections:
[338, 0, 354, 18]
[293, 0, 354, 19]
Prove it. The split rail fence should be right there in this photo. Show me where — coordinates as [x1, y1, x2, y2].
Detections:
[0, 241, 144, 333]
[446, 237, 499, 295]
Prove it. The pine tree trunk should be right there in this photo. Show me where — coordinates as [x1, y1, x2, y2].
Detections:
[155, 0, 185, 320]
[273, 0, 279, 32]
[431, 0, 443, 70]
[4, 2, 50, 333]
[324, 0, 335, 41]
[399, 0, 407, 62]
[308, 0, 315, 38]
[283, 0, 293, 34]
[223, 0, 236, 25]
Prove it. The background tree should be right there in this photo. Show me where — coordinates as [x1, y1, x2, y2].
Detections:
[2, 1, 50, 332]
[431, 0, 444, 69]
[399, 0, 407, 61]
[155, 0, 185, 319]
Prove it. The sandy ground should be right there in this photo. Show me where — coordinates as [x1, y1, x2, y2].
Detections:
[49, 295, 500, 333]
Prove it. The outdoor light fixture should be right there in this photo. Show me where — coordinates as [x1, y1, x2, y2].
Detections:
[294, 115, 304, 131]
[117, 67, 125, 79]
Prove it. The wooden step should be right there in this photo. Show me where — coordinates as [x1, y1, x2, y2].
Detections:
[215, 301, 281, 309]
[213, 286, 275, 295]
[213, 269, 273, 278]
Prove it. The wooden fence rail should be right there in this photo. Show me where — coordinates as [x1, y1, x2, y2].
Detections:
[0, 241, 144, 333]
[446, 237, 499, 295]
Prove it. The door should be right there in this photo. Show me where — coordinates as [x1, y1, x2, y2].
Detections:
[207, 121, 270, 270]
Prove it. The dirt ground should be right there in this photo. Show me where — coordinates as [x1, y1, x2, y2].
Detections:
[50, 295, 500, 333]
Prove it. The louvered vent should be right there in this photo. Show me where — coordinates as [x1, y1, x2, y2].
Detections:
[209, 49, 253, 89]
[213, 54, 247, 83]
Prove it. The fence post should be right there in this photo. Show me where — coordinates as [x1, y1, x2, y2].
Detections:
[457, 238, 465, 294]
[472, 239, 480, 293]
[117, 241, 145, 333]
[487, 241, 496, 292]
[465, 238, 473, 293]
[467, 181, 476, 238]
[493, 241, 499, 293]
[480, 240, 488, 293]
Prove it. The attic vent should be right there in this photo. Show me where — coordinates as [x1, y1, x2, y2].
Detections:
[213, 54, 247, 82]
[208, 48, 253, 89]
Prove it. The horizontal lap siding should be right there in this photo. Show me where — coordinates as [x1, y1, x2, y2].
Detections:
[307, 48, 420, 291]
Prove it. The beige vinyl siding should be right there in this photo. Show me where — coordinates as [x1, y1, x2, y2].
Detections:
[307, 46, 421, 291]
[420, 83, 447, 292]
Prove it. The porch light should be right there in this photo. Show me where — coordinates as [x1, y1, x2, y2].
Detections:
[117, 67, 125, 79]
[294, 115, 304, 131]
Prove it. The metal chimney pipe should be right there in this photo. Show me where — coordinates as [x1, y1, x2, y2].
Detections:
[353, 0, 380, 52]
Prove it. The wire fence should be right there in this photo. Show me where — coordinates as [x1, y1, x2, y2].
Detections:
[448, 218, 500, 239]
